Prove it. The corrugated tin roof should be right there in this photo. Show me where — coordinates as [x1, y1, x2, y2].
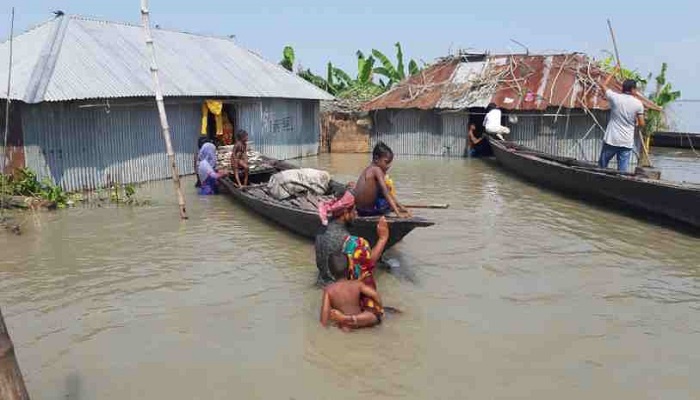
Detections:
[0, 15, 334, 103]
[364, 53, 659, 112]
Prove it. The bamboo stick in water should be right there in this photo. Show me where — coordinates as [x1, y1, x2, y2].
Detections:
[0, 307, 30, 400]
[141, 1, 188, 219]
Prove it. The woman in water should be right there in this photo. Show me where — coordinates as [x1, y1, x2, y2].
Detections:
[197, 142, 227, 195]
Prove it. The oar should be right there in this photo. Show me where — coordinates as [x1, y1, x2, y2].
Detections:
[402, 203, 449, 209]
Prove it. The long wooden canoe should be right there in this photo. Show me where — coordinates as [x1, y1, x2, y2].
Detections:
[651, 131, 700, 149]
[489, 137, 700, 232]
[218, 157, 434, 248]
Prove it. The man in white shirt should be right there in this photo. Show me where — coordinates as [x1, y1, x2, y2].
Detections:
[483, 103, 510, 140]
[598, 69, 646, 172]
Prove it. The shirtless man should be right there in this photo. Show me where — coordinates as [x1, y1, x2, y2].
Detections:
[320, 252, 383, 331]
[230, 129, 249, 187]
[353, 142, 410, 218]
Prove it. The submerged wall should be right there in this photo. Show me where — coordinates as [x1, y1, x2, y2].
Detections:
[20, 97, 320, 191]
[371, 109, 468, 157]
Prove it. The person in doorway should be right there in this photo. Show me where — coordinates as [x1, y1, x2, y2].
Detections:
[598, 68, 645, 172]
[319, 251, 383, 331]
[483, 102, 510, 140]
[230, 129, 249, 187]
[197, 142, 227, 195]
[467, 122, 492, 157]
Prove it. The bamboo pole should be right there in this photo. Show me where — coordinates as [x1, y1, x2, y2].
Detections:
[607, 19, 653, 167]
[1, 7, 15, 212]
[0, 307, 30, 400]
[140, 0, 188, 219]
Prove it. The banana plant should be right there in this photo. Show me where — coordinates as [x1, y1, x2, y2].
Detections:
[280, 45, 295, 72]
[372, 42, 421, 88]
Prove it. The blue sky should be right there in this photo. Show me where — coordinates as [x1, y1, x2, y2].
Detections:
[1, 0, 698, 98]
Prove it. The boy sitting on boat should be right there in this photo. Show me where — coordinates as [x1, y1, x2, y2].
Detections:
[320, 251, 384, 331]
[317, 142, 409, 226]
[230, 129, 249, 187]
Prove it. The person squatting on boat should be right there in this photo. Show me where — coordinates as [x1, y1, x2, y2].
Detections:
[598, 66, 645, 172]
[230, 129, 250, 187]
[197, 142, 228, 195]
[317, 142, 411, 224]
[483, 103, 510, 140]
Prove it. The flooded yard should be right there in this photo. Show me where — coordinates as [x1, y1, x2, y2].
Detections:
[1, 152, 698, 399]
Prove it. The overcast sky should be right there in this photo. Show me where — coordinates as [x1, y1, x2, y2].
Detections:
[1, 0, 697, 103]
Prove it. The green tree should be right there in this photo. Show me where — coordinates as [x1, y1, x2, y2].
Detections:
[280, 45, 295, 72]
[372, 42, 421, 88]
[645, 62, 681, 134]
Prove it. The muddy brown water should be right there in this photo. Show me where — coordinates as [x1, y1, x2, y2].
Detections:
[1, 151, 699, 399]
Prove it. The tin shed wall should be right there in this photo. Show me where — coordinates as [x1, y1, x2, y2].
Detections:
[236, 98, 319, 160]
[21, 100, 200, 191]
[371, 109, 467, 157]
[508, 109, 638, 167]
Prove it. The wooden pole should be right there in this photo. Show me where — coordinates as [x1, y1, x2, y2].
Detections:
[607, 18, 653, 167]
[140, 0, 188, 219]
[0, 307, 30, 400]
[1, 7, 15, 212]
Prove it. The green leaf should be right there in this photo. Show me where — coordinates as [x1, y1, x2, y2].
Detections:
[395, 42, 405, 80]
[372, 49, 397, 82]
[280, 45, 295, 71]
[408, 59, 419, 76]
[358, 55, 375, 84]
[332, 67, 353, 87]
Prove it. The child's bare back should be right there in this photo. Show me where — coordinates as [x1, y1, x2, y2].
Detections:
[353, 165, 383, 210]
[325, 280, 363, 316]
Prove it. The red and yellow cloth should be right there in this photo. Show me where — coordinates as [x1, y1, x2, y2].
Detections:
[342, 235, 383, 318]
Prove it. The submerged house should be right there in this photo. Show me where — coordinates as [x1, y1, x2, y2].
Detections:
[363, 52, 658, 162]
[0, 14, 332, 191]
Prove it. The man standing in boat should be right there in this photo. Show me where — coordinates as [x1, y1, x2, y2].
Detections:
[598, 68, 646, 172]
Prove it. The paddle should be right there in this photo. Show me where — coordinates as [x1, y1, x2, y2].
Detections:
[402, 203, 449, 209]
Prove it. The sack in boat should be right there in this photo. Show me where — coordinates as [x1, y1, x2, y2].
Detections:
[267, 168, 331, 200]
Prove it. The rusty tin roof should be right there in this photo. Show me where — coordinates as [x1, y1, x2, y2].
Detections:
[364, 53, 659, 112]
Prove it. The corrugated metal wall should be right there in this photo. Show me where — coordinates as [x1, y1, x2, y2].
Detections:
[21, 99, 200, 191]
[509, 108, 638, 168]
[21, 97, 320, 191]
[371, 109, 468, 157]
[236, 98, 319, 160]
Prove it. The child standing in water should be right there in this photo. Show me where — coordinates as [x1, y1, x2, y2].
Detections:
[230, 129, 249, 187]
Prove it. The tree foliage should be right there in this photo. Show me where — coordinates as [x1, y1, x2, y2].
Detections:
[280, 42, 423, 103]
[599, 57, 682, 133]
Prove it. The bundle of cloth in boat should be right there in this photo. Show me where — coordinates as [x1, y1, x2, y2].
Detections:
[267, 168, 331, 200]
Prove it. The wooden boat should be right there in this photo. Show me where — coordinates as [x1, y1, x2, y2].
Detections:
[488, 137, 700, 232]
[218, 157, 434, 249]
[651, 131, 700, 149]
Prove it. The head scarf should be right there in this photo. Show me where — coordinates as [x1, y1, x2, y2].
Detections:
[197, 142, 217, 183]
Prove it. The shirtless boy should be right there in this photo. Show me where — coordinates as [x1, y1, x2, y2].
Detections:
[320, 252, 383, 331]
[353, 142, 410, 218]
[230, 129, 249, 187]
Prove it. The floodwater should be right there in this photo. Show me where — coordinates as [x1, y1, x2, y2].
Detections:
[1, 151, 699, 400]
